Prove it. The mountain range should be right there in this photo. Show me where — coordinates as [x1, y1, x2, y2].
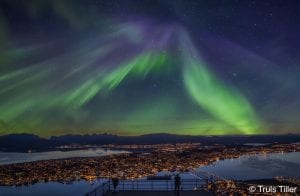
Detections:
[0, 133, 299, 152]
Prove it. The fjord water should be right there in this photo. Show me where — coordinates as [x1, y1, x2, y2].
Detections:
[199, 152, 300, 180]
[0, 148, 128, 165]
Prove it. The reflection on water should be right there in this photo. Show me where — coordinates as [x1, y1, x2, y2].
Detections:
[199, 152, 300, 180]
[0, 148, 128, 165]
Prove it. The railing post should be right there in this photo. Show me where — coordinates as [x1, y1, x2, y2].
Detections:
[166, 180, 168, 191]
[151, 180, 153, 191]
[181, 180, 183, 191]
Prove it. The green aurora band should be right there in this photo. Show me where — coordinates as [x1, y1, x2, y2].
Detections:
[63, 51, 169, 108]
[180, 31, 262, 134]
[0, 23, 266, 136]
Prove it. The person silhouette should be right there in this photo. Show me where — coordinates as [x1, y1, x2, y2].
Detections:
[174, 174, 181, 195]
[112, 177, 119, 193]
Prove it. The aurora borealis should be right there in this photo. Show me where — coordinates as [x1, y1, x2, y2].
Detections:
[0, 0, 299, 136]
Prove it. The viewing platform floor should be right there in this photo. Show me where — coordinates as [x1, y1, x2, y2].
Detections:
[105, 190, 213, 196]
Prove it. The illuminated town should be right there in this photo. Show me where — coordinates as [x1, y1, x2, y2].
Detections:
[1, 143, 299, 195]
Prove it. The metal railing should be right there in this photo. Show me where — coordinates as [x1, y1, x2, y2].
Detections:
[86, 181, 110, 196]
[86, 179, 207, 196]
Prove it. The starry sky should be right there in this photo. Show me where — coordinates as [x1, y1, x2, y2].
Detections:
[0, 0, 299, 136]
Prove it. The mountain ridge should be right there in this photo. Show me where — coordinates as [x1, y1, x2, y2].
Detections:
[0, 133, 299, 152]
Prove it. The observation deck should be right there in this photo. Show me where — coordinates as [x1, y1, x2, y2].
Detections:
[85, 179, 213, 196]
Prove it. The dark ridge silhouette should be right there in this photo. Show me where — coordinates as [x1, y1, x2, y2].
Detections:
[0, 133, 299, 152]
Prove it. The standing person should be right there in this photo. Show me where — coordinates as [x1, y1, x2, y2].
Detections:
[112, 177, 119, 193]
[174, 174, 181, 195]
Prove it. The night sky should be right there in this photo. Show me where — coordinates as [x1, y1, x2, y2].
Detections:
[0, 0, 299, 136]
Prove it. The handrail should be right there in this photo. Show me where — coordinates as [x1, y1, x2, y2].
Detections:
[85, 181, 110, 196]
[85, 179, 208, 196]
